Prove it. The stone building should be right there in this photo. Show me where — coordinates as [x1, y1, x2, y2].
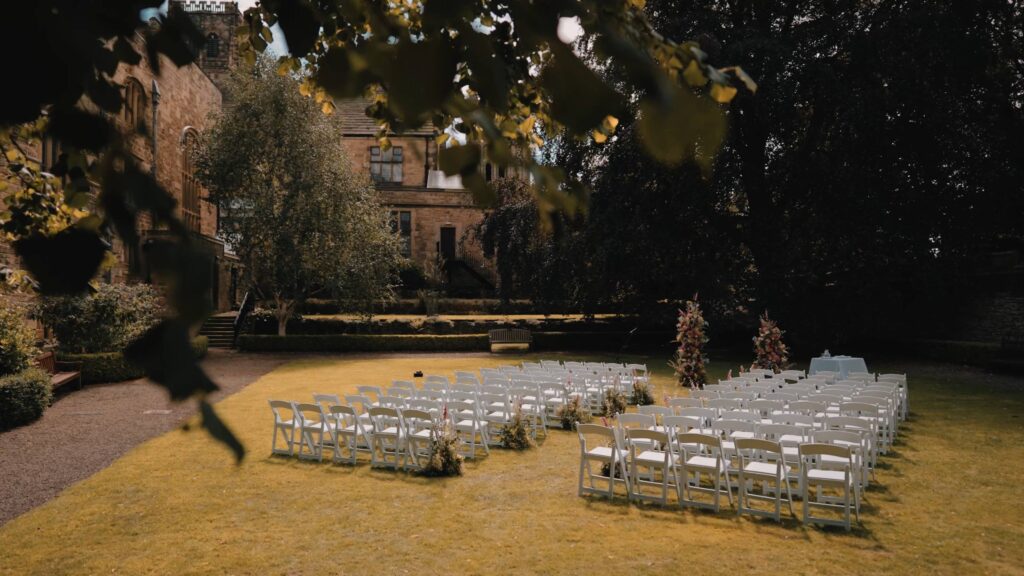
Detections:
[1, 3, 243, 312]
[336, 100, 510, 294]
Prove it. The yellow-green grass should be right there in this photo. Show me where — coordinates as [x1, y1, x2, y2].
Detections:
[1, 353, 1022, 575]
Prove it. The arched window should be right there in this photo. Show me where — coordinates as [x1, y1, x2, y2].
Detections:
[206, 33, 221, 58]
[181, 129, 202, 233]
[123, 78, 146, 132]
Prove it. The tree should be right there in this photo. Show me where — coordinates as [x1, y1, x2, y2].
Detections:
[1, 0, 751, 459]
[197, 62, 401, 335]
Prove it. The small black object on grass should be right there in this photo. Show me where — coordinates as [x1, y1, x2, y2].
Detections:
[413, 371, 423, 378]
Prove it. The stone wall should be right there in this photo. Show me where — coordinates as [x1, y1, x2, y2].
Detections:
[340, 135, 434, 188]
[1, 32, 238, 311]
[380, 189, 493, 277]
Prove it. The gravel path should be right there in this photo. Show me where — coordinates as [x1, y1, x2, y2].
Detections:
[0, 350, 293, 526]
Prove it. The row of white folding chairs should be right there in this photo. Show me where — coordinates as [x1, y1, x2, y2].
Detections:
[659, 399, 891, 464]
[680, 387, 900, 453]
[269, 398, 494, 466]
[577, 423, 862, 530]
[617, 410, 877, 484]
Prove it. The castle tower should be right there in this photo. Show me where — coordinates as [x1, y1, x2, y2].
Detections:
[171, 1, 242, 91]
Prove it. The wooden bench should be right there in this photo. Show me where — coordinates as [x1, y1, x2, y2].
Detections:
[488, 328, 532, 352]
[35, 351, 83, 391]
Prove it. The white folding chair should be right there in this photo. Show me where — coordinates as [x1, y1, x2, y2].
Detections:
[268, 400, 298, 456]
[368, 406, 404, 469]
[626, 429, 673, 506]
[577, 423, 630, 498]
[294, 402, 330, 461]
[735, 438, 794, 522]
[329, 404, 372, 465]
[799, 443, 860, 530]
[672, 432, 733, 512]
[449, 391, 489, 459]
[401, 408, 436, 471]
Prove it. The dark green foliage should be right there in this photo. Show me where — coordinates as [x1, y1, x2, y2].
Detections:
[0, 305, 38, 376]
[237, 334, 489, 352]
[36, 284, 161, 354]
[59, 337, 207, 385]
[0, 369, 52, 430]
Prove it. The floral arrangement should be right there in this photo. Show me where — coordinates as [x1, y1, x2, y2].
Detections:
[557, 394, 592, 431]
[599, 388, 628, 417]
[499, 400, 535, 450]
[422, 407, 463, 477]
[669, 297, 709, 389]
[630, 380, 655, 406]
[752, 312, 789, 372]
[423, 425, 463, 477]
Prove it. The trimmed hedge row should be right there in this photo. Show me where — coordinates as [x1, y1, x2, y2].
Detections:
[58, 336, 209, 385]
[287, 298, 547, 316]
[0, 368, 52, 430]
[250, 316, 651, 336]
[533, 331, 675, 352]
[238, 334, 490, 352]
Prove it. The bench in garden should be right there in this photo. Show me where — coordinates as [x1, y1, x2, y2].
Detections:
[488, 328, 532, 352]
[35, 351, 83, 391]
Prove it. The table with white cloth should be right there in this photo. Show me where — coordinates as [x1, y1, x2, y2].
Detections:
[808, 356, 868, 379]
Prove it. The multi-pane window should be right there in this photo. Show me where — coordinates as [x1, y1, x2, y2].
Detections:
[390, 210, 412, 256]
[370, 146, 403, 184]
[124, 78, 146, 132]
[181, 130, 202, 233]
[206, 34, 221, 58]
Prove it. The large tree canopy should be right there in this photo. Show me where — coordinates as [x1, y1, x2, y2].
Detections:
[548, 0, 1024, 345]
[198, 62, 402, 335]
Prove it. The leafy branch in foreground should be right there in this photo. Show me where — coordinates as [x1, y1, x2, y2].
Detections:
[242, 0, 756, 212]
[1, 2, 244, 461]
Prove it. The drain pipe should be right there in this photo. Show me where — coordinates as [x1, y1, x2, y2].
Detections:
[150, 79, 160, 177]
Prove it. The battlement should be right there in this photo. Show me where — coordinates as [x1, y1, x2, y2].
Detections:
[176, 1, 238, 14]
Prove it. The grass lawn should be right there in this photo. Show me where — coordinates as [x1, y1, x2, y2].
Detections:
[1, 352, 1022, 575]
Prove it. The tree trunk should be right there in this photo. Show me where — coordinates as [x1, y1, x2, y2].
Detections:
[274, 294, 293, 336]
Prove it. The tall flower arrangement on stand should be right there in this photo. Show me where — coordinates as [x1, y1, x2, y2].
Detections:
[753, 312, 789, 372]
[669, 297, 709, 389]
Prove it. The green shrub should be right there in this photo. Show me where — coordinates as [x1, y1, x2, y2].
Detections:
[557, 395, 592, 431]
[599, 389, 628, 417]
[37, 283, 161, 353]
[0, 368, 52, 430]
[60, 337, 208, 385]
[237, 334, 489, 352]
[0, 304, 38, 376]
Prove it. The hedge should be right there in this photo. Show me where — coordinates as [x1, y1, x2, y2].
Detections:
[0, 368, 52, 430]
[58, 336, 209, 385]
[250, 315, 649, 336]
[238, 334, 489, 352]
[533, 331, 675, 352]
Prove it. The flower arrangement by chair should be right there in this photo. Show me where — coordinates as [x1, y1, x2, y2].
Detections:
[630, 380, 655, 406]
[423, 406, 463, 477]
[669, 297, 709, 389]
[557, 394, 592, 431]
[499, 399, 535, 450]
[599, 388, 628, 418]
[752, 312, 790, 372]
